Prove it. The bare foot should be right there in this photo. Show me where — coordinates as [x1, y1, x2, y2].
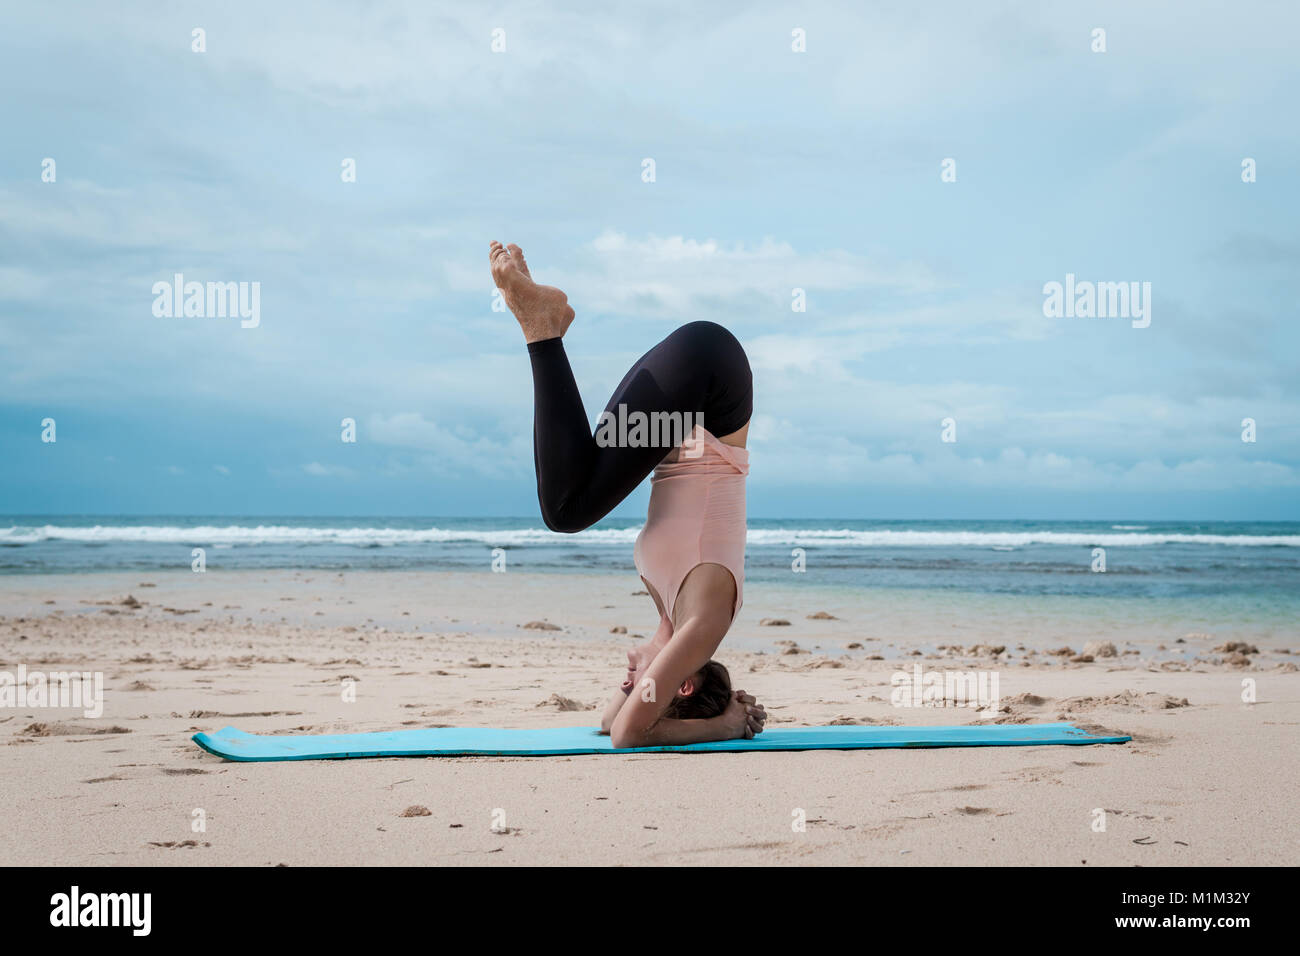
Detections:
[489, 241, 575, 343]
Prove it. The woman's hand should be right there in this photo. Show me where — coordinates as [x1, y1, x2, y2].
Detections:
[621, 642, 661, 695]
[719, 689, 767, 740]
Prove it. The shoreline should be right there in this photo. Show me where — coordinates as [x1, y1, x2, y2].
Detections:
[1, 567, 1294, 653]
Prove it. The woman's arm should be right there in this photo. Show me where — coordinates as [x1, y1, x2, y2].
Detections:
[613, 691, 762, 747]
[609, 620, 763, 748]
[598, 685, 631, 735]
[601, 679, 760, 741]
[598, 627, 673, 734]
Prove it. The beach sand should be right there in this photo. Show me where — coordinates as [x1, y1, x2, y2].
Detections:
[1, 570, 1295, 866]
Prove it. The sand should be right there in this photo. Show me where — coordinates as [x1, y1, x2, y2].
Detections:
[1, 570, 1296, 866]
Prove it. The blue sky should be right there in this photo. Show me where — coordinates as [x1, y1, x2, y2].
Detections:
[1, 1, 1297, 519]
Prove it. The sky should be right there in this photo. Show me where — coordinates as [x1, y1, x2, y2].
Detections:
[1, 0, 1297, 520]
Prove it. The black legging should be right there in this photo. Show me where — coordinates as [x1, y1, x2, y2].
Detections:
[527, 320, 752, 533]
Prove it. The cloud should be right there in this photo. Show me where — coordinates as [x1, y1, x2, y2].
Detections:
[749, 418, 1300, 492]
[302, 462, 356, 479]
[552, 231, 944, 322]
[366, 413, 531, 479]
[0, 266, 51, 302]
[1209, 233, 1300, 269]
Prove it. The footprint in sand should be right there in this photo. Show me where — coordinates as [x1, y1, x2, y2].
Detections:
[536, 693, 592, 712]
[1056, 691, 1189, 713]
[23, 722, 131, 737]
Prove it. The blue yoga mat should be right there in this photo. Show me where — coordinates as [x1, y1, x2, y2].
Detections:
[193, 722, 1129, 761]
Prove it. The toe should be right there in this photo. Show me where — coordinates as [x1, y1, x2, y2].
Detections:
[507, 243, 531, 277]
[489, 244, 515, 281]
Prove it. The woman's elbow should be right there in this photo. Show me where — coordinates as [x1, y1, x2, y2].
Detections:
[609, 719, 647, 750]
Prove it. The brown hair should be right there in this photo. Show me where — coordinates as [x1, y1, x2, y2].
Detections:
[663, 660, 732, 720]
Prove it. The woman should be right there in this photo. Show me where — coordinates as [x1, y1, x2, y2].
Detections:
[489, 241, 768, 749]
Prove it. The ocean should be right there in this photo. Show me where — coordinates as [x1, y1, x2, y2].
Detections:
[3, 515, 1297, 647]
[1, 516, 1295, 596]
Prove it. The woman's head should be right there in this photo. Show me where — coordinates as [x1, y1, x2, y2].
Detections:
[663, 659, 732, 720]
